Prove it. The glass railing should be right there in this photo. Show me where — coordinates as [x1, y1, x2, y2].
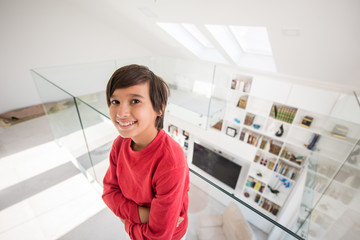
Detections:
[294, 92, 360, 239]
[32, 56, 360, 240]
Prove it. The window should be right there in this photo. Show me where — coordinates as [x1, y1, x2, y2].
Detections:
[157, 22, 228, 64]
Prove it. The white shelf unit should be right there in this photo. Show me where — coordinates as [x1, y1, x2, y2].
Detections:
[216, 73, 360, 223]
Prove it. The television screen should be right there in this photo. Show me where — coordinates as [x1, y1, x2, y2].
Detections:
[192, 142, 241, 189]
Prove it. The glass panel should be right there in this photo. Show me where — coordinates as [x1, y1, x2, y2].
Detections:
[75, 98, 117, 186]
[152, 57, 216, 129]
[295, 92, 360, 239]
[32, 70, 96, 182]
[187, 169, 304, 240]
[34, 59, 116, 116]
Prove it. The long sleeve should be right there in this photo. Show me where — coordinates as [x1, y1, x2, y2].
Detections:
[125, 166, 188, 240]
[102, 141, 141, 224]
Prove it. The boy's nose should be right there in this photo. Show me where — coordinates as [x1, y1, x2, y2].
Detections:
[116, 104, 130, 117]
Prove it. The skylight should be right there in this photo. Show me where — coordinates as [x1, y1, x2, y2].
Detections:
[229, 26, 273, 56]
[182, 24, 214, 49]
[157, 22, 228, 64]
[157, 22, 276, 72]
[206, 24, 276, 72]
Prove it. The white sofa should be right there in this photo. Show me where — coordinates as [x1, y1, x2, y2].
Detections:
[197, 202, 256, 240]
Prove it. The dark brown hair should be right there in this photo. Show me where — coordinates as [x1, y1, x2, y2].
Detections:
[106, 64, 169, 130]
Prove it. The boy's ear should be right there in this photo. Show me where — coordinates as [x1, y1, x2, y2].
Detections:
[158, 104, 165, 116]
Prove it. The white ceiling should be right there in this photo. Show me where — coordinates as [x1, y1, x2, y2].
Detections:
[65, 0, 360, 91]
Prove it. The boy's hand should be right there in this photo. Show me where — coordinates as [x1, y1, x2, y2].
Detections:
[177, 217, 184, 227]
[138, 206, 150, 223]
[138, 206, 184, 227]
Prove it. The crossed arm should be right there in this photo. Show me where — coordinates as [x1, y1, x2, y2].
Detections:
[119, 206, 183, 227]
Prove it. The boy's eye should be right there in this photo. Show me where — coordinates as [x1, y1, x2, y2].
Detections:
[131, 99, 140, 104]
[111, 100, 120, 105]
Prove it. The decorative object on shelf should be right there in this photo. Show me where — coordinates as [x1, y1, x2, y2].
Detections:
[260, 158, 268, 166]
[301, 116, 313, 128]
[348, 147, 360, 165]
[244, 191, 250, 198]
[254, 194, 261, 203]
[267, 185, 280, 195]
[331, 124, 348, 139]
[212, 120, 223, 131]
[268, 176, 291, 195]
[269, 141, 282, 156]
[234, 118, 241, 124]
[226, 126, 237, 137]
[268, 161, 275, 170]
[256, 172, 263, 177]
[168, 125, 178, 137]
[238, 81, 245, 91]
[305, 133, 320, 150]
[237, 95, 248, 109]
[182, 130, 189, 140]
[183, 142, 189, 151]
[254, 154, 260, 163]
[244, 81, 252, 93]
[270, 104, 297, 124]
[275, 124, 284, 137]
[244, 113, 255, 126]
[253, 124, 260, 129]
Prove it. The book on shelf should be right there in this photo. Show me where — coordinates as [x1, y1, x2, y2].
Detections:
[231, 77, 252, 92]
[231, 79, 237, 90]
[258, 197, 280, 216]
[270, 104, 297, 124]
[331, 124, 348, 139]
[300, 116, 313, 128]
[247, 177, 265, 193]
[240, 130, 260, 146]
[274, 161, 299, 180]
[280, 147, 304, 165]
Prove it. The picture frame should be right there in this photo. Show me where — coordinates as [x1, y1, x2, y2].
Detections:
[226, 126, 237, 137]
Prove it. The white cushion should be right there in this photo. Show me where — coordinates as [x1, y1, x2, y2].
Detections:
[222, 203, 254, 240]
[198, 227, 227, 240]
[198, 214, 223, 227]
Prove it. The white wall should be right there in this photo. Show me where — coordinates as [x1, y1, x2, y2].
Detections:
[0, 0, 153, 114]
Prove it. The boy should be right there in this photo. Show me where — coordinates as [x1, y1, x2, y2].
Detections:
[102, 64, 189, 240]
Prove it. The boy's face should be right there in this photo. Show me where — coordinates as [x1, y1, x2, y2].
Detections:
[109, 82, 160, 147]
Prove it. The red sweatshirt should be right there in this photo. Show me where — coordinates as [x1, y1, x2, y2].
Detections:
[102, 129, 189, 240]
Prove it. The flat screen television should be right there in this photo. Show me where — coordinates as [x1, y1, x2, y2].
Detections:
[192, 142, 241, 189]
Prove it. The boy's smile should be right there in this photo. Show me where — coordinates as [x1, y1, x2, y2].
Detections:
[109, 82, 161, 151]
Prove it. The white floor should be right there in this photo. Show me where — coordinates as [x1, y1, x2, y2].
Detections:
[0, 115, 268, 240]
[0, 116, 127, 240]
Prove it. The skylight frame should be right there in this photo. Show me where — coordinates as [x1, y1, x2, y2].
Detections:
[157, 22, 228, 64]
